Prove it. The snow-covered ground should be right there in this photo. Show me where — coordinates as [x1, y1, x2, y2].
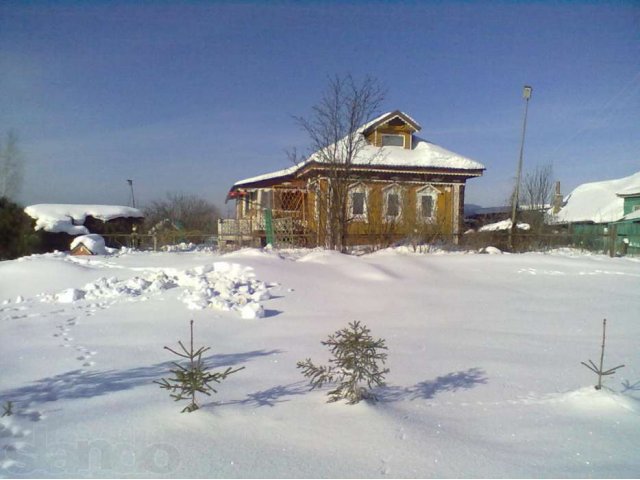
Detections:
[1, 247, 639, 478]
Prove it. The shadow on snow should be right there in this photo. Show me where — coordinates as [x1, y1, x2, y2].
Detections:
[0, 350, 282, 408]
[377, 367, 488, 402]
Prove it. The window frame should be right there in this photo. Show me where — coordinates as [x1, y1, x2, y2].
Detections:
[382, 184, 403, 222]
[416, 185, 440, 223]
[381, 134, 405, 148]
[348, 183, 369, 222]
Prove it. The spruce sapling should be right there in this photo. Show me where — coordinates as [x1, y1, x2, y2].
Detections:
[155, 320, 244, 412]
[581, 318, 625, 390]
[297, 321, 389, 404]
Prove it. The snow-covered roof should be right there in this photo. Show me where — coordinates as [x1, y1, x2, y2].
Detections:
[25, 204, 143, 235]
[622, 209, 640, 221]
[232, 111, 484, 189]
[478, 219, 530, 232]
[360, 110, 422, 134]
[70, 234, 108, 254]
[616, 184, 640, 197]
[551, 171, 640, 224]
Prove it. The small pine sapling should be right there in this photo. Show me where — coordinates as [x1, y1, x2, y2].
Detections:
[297, 321, 389, 404]
[1, 401, 13, 417]
[155, 320, 244, 412]
[581, 318, 625, 390]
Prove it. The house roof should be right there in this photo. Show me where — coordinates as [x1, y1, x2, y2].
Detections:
[551, 171, 640, 224]
[24, 204, 143, 235]
[230, 110, 484, 193]
[616, 184, 640, 197]
[360, 110, 422, 135]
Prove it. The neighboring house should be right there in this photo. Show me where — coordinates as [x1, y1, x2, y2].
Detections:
[223, 110, 485, 248]
[464, 206, 511, 230]
[550, 171, 640, 254]
[24, 204, 144, 252]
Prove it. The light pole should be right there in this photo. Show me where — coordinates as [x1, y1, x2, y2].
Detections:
[127, 179, 136, 208]
[509, 85, 533, 249]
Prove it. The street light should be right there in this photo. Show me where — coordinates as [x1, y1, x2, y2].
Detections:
[127, 179, 136, 208]
[509, 85, 533, 249]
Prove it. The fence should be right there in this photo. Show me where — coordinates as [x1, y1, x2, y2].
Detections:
[101, 233, 217, 251]
[101, 228, 638, 257]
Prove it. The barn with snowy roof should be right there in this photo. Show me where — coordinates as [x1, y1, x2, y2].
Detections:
[222, 110, 485, 248]
[24, 204, 144, 252]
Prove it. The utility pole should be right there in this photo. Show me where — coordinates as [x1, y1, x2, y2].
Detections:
[509, 85, 533, 250]
[127, 179, 136, 208]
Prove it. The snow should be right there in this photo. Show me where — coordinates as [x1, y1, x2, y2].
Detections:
[70, 234, 108, 255]
[552, 171, 640, 224]
[477, 219, 530, 232]
[622, 209, 640, 221]
[233, 111, 484, 188]
[1, 247, 639, 477]
[24, 204, 143, 235]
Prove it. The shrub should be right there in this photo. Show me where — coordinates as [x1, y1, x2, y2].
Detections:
[0, 197, 40, 260]
[297, 321, 389, 404]
[155, 320, 244, 412]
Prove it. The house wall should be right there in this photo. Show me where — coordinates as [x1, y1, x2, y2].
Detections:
[302, 179, 460, 246]
[623, 196, 640, 215]
[343, 182, 455, 238]
[237, 178, 463, 245]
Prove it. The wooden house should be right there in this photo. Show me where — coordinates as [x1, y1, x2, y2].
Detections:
[24, 204, 144, 253]
[551, 171, 640, 255]
[222, 111, 485, 248]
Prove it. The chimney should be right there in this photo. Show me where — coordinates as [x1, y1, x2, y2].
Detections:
[552, 181, 563, 214]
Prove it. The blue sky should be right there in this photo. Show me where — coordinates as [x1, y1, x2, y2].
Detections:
[1, 1, 638, 213]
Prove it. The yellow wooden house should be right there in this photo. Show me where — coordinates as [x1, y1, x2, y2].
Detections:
[222, 110, 485, 248]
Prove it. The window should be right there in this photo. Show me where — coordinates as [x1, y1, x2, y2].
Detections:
[383, 184, 403, 220]
[416, 185, 439, 222]
[352, 192, 365, 215]
[387, 193, 400, 217]
[381, 134, 404, 147]
[348, 183, 368, 221]
[420, 195, 433, 219]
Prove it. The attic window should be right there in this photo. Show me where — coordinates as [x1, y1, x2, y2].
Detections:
[381, 134, 404, 147]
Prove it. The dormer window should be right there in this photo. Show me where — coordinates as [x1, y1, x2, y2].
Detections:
[381, 134, 405, 147]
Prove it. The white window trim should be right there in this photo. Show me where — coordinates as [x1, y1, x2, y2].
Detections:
[416, 185, 440, 223]
[381, 134, 405, 148]
[348, 182, 369, 222]
[382, 184, 403, 221]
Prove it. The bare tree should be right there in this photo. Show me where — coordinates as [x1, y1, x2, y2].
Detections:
[293, 74, 386, 251]
[144, 193, 221, 233]
[521, 164, 553, 211]
[0, 131, 23, 201]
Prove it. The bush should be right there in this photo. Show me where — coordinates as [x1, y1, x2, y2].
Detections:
[155, 320, 244, 413]
[297, 321, 389, 404]
[0, 197, 40, 260]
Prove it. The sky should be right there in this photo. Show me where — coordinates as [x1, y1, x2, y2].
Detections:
[1, 1, 638, 214]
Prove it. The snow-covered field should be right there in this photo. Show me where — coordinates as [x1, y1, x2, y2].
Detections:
[1, 247, 639, 478]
